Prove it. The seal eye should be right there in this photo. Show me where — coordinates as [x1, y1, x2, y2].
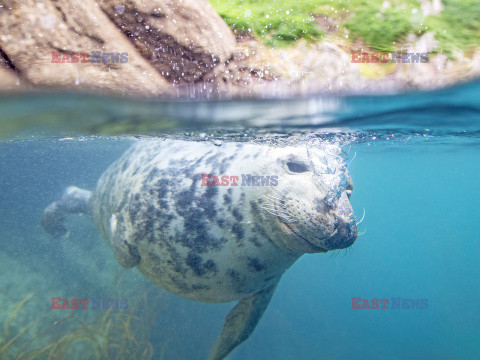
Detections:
[286, 161, 308, 173]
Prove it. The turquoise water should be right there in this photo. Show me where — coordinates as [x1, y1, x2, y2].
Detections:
[242, 146, 480, 360]
[0, 81, 479, 359]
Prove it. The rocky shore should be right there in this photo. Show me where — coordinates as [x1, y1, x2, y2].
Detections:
[0, 0, 479, 98]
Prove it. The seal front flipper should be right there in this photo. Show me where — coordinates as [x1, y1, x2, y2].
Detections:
[41, 186, 92, 238]
[209, 278, 280, 360]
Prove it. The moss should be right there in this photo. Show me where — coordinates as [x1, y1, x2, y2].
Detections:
[424, 0, 480, 57]
[343, 0, 423, 52]
[208, 0, 324, 47]
[210, 0, 480, 57]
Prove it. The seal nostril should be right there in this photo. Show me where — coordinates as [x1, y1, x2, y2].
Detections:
[348, 213, 356, 223]
[346, 177, 353, 192]
[328, 216, 357, 248]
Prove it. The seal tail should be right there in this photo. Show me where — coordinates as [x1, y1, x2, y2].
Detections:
[41, 186, 92, 238]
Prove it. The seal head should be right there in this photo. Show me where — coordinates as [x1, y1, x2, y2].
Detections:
[255, 143, 357, 254]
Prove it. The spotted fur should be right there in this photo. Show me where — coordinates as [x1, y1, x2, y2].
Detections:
[91, 140, 304, 302]
[43, 138, 357, 360]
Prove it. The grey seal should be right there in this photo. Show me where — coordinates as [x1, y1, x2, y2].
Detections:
[41, 139, 357, 360]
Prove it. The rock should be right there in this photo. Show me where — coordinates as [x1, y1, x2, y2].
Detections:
[238, 40, 367, 93]
[0, 0, 476, 98]
[99, 0, 236, 84]
[0, 56, 21, 90]
[314, 15, 341, 34]
[0, 0, 172, 95]
[0, 0, 238, 95]
[409, 32, 438, 54]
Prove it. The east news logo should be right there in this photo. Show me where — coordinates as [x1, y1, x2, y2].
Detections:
[51, 51, 128, 64]
[201, 174, 278, 186]
[351, 51, 429, 63]
[51, 297, 128, 310]
[351, 297, 429, 309]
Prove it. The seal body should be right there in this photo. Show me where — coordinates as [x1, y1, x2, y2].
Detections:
[43, 138, 357, 360]
[91, 140, 301, 302]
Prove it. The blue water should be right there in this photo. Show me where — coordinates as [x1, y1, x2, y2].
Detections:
[239, 146, 480, 360]
[0, 81, 479, 359]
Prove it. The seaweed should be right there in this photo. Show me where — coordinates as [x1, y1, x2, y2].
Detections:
[0, 282, 165, 360]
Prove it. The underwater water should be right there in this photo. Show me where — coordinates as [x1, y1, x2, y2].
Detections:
[0, 81, 479, 360]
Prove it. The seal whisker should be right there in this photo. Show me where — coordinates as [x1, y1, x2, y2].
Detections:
[260, 203, 283, 212]
[273, 187, 293, 198]
[260, 203, 276, 208]
[279, 213, 297, 222]
[264, 209, 296, 221]
[268, 188, 304, 213]
[269, 185, 283, 193]
[261, 207, 283, 218]
[358, 228, 367, 236]
[262, 192, 280, 202]
[347, 152, 357, 165]
[264, 194, 284, 203]
[260, 205, 297, 223]
[269, 187, 289, 199]
[265, 188, 286, 199]
[266, 187, 282, 195]
[329, 249, 340, 258]
[286, 224, 300, 232]
[356, 208, 366, 226]
[342, 144, 352, 156]
[260, 204, 280, 213]
[262, 200, 279, 208]
[276, 187, 303, 206]
[261, 192, 299, 224]
[280, 218, 297, 224]
[288, 189, 304, 204]
[261, 204, 298, 225]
